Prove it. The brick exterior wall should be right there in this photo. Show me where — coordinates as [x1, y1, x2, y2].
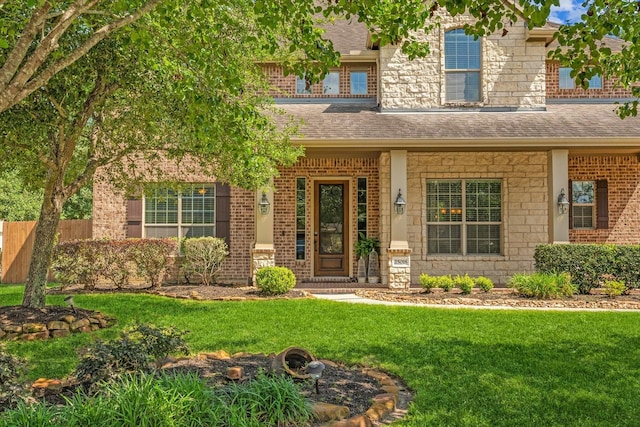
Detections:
[546, 61, 633, 99]
[378, 12, 546, 110]
[569, 155, 640, 244]
[274, 157, 380, 279]
[92, 163, 255, 285]
[382, 151, 548, 286]
[262, 63, 377, 99]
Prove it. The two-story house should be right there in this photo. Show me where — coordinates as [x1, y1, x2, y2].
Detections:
[92, 12, 640, 288]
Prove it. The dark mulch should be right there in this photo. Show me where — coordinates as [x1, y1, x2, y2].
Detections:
[0, 305, 98, 328]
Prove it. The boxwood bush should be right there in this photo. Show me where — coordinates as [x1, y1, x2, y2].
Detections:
[255, 266, 296, 295]
[535, 244, 640, 294]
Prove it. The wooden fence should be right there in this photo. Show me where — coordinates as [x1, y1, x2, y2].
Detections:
[0, 219, 92, 284]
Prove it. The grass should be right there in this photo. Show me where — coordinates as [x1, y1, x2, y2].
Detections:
[3, 284, 640, 426]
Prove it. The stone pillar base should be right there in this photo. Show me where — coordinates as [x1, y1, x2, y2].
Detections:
[387, 248, 412, 290]
[251, 248, 276, 285]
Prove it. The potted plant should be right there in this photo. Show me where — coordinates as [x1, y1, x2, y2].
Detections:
[354, 233, 380, 283]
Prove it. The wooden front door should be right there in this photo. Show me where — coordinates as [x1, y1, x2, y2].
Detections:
[314, 181, 349, 276]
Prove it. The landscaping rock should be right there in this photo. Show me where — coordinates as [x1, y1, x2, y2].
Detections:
[70, 318, 90, 331]
[47, 320, 70, 330]
[329, 415, 372, 427]
[50, 330, 70, 338]
[313, 402, 350, 422]
[23, 323, 47, 333]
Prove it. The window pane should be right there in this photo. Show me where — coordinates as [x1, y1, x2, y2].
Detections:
[445, 29, 480, 69]
[296, 177, 306, 260]
[467, 224, 501, 254]
[350, 71, 368, 95]
[427, 225, 462, 254]
[572, 206, 594, 229]
[466, 180, 501, 224]
[296, 76, 311, 94]
[588, 74, 602, 89]
[446, 72, 480, 102]
[323, 72, 340, 95]
[182, 226, 215, 238]
[572, 181, 594, 203]
[559, 67, 575, 89]
[145, 226, 179, 238]
[182, 185, 215, 225]
[145, 189, 178, 224]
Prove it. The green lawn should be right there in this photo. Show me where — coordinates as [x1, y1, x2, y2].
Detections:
[3, 284, 640, 426]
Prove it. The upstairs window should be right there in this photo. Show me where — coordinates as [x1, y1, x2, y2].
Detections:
[296, 75, 312, 95]
[559, 68, 602, 89]
[350, 71, 368, 95]
[444, 29, 481, 102]
[323, 71, 340, 95]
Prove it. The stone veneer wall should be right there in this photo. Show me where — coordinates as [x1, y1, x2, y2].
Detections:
[569, 155, 640, 244]
[379, 12, 546, 110]
[92, 165, 255, 285]
[262, 63, 378, 99]
[379, 151, 548, 286]
[546, 61, 633, 99]
[275, 157, 380, 279]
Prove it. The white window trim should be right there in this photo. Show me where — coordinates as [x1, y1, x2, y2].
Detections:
[443, 28, 482, 104]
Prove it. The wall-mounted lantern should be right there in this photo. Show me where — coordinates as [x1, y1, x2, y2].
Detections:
[258, 192, 270, 215]
[394, 188, 406, 215]
[557, 188, 569, 214]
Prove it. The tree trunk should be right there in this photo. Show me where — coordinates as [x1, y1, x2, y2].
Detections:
[22, 199, 63, 308]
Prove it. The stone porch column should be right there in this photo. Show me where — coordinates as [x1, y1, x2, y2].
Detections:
[548, 150, 569, 243]
[252, 187, 275, 284]
[388, 150, 411, 289]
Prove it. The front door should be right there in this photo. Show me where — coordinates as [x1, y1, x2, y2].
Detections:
[314, 180, 349, 276]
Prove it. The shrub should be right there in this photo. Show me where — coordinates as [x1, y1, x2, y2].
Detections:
[74, 323, 189, 387]
[508, 272, 577, 299]
[255, 266, 297, 295]
[438, 275, 455, 292]
[129, 239, 178, 287]
[52, 240, 103, 290]
[419, 273, 438, 293]
[454, 274, 475, 294]
[100, 240, 135, 289]
[602, 280, 626, 297]
[181, 237, 229, 285]
[0, 349, 27, 407]
[475, 276, 494, 292]
[535, 244, 640, 294]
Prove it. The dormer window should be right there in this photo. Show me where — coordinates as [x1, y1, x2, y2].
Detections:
[444, 29, 481, 102]
[296, 75, 312, 95]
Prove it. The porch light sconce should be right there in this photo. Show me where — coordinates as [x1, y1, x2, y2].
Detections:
[394, 188, 406, 215]
[258, 192, 270, 215]
[557, 188, 569, 214]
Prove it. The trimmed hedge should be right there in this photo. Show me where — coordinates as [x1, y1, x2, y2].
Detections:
[53, 239, 178, 289]
[534, 244, 640, 294]
[255, 266, 296, 295]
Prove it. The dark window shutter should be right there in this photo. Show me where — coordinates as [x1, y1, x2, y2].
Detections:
[596, 179, 608, 229]
[126, 198, 143, 238]
[215, 183, 231, 247]
[568, 181, 573, 230]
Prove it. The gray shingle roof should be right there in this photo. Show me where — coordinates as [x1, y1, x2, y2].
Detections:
[278, 102, 640, 148]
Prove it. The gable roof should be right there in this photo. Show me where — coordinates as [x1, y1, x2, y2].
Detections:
[279, 102, 640, 150]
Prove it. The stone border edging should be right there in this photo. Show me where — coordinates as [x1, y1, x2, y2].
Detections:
[0, 312, 114, 341]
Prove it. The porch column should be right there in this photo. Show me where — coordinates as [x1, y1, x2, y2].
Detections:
[388, 150, 412, 289]
[548, 150, 570, 243]
[251, 186, 275, 284]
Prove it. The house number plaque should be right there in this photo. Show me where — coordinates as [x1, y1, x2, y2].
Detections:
[391, 257, 410, 267]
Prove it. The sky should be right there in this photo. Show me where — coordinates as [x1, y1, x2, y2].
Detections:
[549, 0, 586, 23]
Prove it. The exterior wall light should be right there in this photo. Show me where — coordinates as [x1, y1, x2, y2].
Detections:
[557, 188, 569, 214]
[258, 192, 270, 215]
[394, 188, 406, 215]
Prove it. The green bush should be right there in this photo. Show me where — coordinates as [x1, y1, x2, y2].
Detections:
[419, 273, 438, 293]
[129, 239, 178, 287]
[255, 266, 297, 295]
[535, 244, 640, 294]
[181, 237, 229, 286]
[508, 272, 577, 299]
[74, 323, 189, 387]
[454, 274, 475, 294]
[602, 280, 626, 297]
[475, 276, 494, 292]
[438, 275, 455, 292]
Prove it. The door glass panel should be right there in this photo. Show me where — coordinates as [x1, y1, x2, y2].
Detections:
[319, 184, 344, 255]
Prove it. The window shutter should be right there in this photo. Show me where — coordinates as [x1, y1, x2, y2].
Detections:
[596, 179, 608, 229]
[215, 182, 231, 247]
[568, 181, 573, 230]
[126, 198, 143, 238]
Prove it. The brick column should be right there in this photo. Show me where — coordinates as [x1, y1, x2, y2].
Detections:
[387, 248, 412, 290]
